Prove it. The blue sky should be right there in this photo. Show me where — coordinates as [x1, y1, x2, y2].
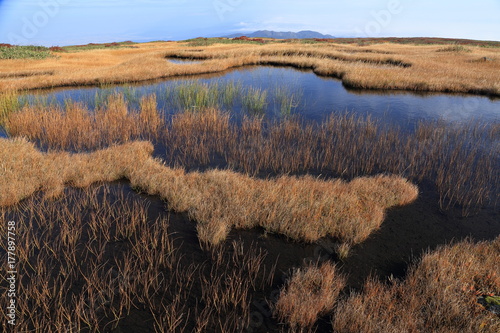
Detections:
[0, 0, 499, 46]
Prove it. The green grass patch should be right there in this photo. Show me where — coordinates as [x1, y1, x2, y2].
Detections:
[61, 41, 137, 52]
[0, 92, 21, 125]
[242, 87, 268, 114]
[165, 80, 230, 110]
[272, 85, 301, 116]
[0, 45, 52, 60]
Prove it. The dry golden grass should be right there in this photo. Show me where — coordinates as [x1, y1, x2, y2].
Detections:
[274, 261, 346, 332]
[0, 138, 153, 205]
[0, 40, 499, 96]
[0, 137, 418, 247]
[5, 93, 164, 150]
[332, 237, 500, 333]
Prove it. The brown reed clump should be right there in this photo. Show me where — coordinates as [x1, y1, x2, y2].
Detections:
[274, 261, 346, 332]
[332, 237, 500, 333]
[5, 93, 165, 151]
[0, 137, 418, 248]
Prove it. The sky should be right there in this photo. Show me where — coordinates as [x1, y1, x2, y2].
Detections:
[0, 0, 499, 46]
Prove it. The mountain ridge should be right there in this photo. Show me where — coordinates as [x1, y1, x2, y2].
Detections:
[224, 30, 335, 39]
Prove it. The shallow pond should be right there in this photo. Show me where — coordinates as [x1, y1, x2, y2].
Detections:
[166, 57, 203, 64]
[11, 65, 500, 131]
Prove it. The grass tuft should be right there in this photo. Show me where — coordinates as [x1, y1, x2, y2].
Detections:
[242, 87, 268, 114]
[274, 261, 346, 331]
[0, 91, 20, 124]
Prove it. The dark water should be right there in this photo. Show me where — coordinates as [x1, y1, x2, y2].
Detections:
[167, 58, 202, 64]
[11, 66, 500, 130]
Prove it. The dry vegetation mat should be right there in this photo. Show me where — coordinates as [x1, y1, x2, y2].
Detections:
[271, 237, 500, 332]
[0, 40, 499, 96]
[0, 137, 417, 247]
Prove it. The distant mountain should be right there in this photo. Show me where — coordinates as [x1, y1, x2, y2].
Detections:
[225, 30, 335, 39]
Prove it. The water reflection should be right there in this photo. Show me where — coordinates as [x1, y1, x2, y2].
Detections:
[167, 58, 202, 64]
[9, 66, 500, 131]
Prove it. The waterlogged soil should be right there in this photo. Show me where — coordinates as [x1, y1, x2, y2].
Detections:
[109, 181, 499, 332]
